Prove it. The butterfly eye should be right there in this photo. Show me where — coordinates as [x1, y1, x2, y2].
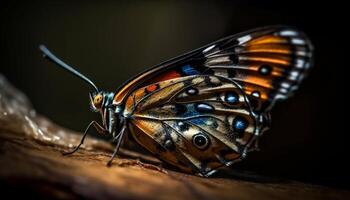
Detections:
[93, 94, 103, 108]
[192, 133, 210, 150]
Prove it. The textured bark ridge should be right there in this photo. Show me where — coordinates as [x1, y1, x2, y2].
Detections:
[0, 74, 348, 200]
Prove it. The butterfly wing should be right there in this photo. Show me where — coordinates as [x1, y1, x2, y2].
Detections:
[115, 26, 313, 175]
[204, 27, 313, 112]
[114, 26, 312, 111]
[125, 75, 262, 175]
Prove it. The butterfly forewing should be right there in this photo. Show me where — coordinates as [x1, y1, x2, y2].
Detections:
[114, 26, 313, 175]
[203, 27, 313, 111]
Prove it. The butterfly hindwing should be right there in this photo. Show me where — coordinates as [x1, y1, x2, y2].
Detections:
[124, 75, 263, 175]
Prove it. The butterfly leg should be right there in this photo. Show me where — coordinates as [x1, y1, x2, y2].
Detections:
[107, 123, 127, 166]
[62, 121, 107, 155]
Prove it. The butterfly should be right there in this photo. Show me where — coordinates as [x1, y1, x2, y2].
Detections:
[40, 26, 313, 177]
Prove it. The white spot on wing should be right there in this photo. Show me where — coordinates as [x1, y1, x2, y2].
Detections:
[296, 51, 306, 56]
[296, 59, 305, 68]
[203, 45, 216, 54]
[281, 82, 290, 88]
[280, 30, 298, 36]
[289, 70, 299, 81]
[252, 92, 260, 98]
[238, 35, 252, 44]
[275, 94, 287, 100]
[279, 88, 288, 94]
[291, 38, 306, 45]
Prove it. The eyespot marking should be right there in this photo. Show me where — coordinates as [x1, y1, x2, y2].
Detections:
[195, 103, 215, 113]
[259, 64, 272, 76]
[192, 133, 210, 150]
[232, 116, 248, 136]
[186, 87, 198, 95]
[225, 91, 239, 105]
[251, 91, 260, 98]
[177, 121, 189, 131]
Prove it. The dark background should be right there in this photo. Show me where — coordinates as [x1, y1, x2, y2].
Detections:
[1, 1, 348, 189]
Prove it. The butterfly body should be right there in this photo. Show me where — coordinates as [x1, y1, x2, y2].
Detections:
[40, 26, 313, 176]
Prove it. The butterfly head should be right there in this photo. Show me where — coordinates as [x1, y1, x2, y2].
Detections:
[89, 91, 114, 112]
[89, 91, 104, 111]
[89, 91, 116, 132]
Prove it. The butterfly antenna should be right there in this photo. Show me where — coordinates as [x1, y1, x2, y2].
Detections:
[39, 45, 99, 92]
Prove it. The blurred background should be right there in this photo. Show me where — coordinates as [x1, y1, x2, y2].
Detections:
[1, 0, 348, 189]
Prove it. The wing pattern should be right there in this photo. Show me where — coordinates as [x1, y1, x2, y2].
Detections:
[124, 75, 268, 175]
[115, 26, 313, 176]
[203, 27, 312, 111]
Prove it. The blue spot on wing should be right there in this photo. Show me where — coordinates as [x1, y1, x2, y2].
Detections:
[233, 116, 248, 134]
[235, 120, 246, 130]
[181, 64, 199, 75]
[178, 104, 206, 125]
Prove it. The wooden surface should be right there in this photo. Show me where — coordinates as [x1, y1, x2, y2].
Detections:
[0, 74, 349, 200]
